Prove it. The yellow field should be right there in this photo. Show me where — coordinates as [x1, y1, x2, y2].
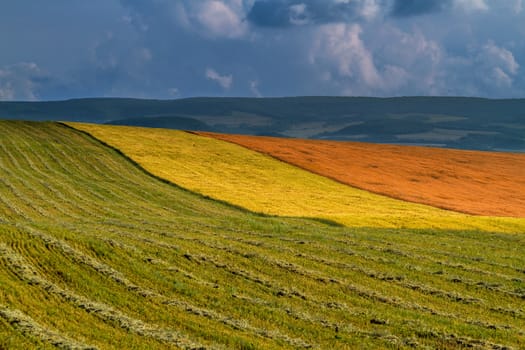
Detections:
[69, 123, 525, 233]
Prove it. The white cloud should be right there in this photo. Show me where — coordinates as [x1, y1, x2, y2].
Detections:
[382, 65, 409, 90]
[373, 26, 443, 91]
[360, 0, 382, 20]
[122, 1, 249, 39]
[196, 1, 247, 38]
[289, 3, 309, 25]
[168, 87, 179, 97]
[490, 67, 513, 87]
[308, 22, 459, 96]
[482, 41, 519, 74]
[249, 80, 262, 97]
[454, 0, 489, 12]
[514, 0, 523, 13]
[206, 68, 233, 89]
[478, 41, 519, 87]
[380, 27, 441, 66]
[310, 23, 382, 89]
[0, 62, 45, 101]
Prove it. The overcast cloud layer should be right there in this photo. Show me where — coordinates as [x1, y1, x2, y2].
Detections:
[1, 0, 524, 100]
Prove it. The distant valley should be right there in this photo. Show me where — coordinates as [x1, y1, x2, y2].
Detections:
[1, 96, 524, 151]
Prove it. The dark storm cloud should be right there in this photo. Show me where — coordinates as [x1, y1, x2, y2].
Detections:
[390, 0, 451, 17]
[246, 0, 457, 27]
[1, 0, 524, 100]
[246, 0, 366, 27]
[247, 0, 293, 27]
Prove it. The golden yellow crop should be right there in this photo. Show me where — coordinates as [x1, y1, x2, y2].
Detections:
[70, 122, 525, 233]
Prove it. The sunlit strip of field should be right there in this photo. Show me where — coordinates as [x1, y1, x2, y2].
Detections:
[200, 131, 525, 218]
[69, 123, 525, 233]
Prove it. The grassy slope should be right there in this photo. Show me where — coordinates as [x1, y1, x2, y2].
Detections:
[70, 123, 525, 233]
[1, 121, 525, 349]
[198, 132, 525, 218]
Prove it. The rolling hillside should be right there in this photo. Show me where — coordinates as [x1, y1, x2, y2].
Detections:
[1, 96, 524, 151]
[70, 123, 525, 233]
[198, 132, 525, 218]
[1, 121, 525, 349]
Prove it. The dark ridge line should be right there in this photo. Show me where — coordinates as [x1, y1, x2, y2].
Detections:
[6, 95, 525, 103]
[61, 121, 345, 228]
[194, 131, 525, 220]
[189, 131, 480, 216]
[61, 122, 521, 233]
[58, 122, 266, 216]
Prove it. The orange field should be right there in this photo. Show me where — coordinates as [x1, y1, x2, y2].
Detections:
[198, 132, 525, 218]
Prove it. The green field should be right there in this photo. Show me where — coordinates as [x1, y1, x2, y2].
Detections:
[1, 121, 525, 349]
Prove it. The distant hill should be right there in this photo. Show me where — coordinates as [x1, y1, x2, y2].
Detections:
[106, 115, 212, 131]
[1, 96, 524, 151]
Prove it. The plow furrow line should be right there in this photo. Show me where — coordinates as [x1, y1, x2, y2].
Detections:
[91, 215, 523, 332]
[8, 144, 104, 219]
[290, 249, 523, 306]
[0, 175, 45, 220]
[331, 236, 523, 280]
[19, 226, 315, 349]
[13, 131, 164, 218]
[0, 181, 29, 221]
[90, 230, 403, 344]
[185, 235, 521, 332]
[0, 243, 210, 350]
[0, 304, 98, 350]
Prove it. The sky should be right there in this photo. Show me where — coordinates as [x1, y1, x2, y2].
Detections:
[1, 0, 524, 100]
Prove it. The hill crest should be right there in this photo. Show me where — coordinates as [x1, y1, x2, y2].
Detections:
[1, 96, 524, 152]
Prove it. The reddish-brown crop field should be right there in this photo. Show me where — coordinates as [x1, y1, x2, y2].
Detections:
[198, 132, 525, 218]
